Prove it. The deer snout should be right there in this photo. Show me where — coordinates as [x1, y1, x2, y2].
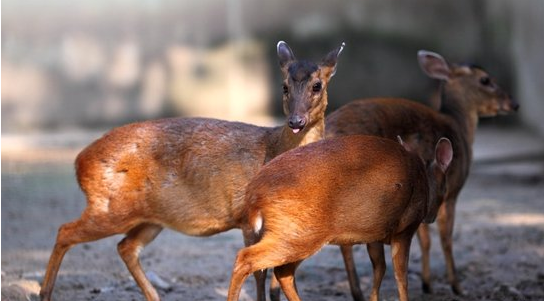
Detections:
[510, 97, 520, 111]
[288, 115, 307, 133]
[501, 95, 519, 113]
[499, 91, 519, 112]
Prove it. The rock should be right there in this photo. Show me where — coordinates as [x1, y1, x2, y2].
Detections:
[491, 283, 524, 300]
[1, 279, 41, 301]
[146, 271, 171, 291]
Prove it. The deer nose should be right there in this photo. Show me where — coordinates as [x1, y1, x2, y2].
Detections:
[506, 94, 519, 111]
[288, 115, 306, 131]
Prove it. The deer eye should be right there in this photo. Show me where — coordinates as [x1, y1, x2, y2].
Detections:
[479, 76, 491, 86]
[312, 82, 322, 93]
[282, 84, 289, 95]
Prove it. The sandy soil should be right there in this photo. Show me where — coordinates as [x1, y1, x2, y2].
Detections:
[2, 128, 544, 301]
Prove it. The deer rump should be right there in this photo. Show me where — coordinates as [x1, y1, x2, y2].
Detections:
[245, 135, 428, 250]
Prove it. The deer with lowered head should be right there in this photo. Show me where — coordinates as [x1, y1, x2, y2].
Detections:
[227, 134, 453, 301]
[323, 50, 518, 300]
[39, 41, 345, 301]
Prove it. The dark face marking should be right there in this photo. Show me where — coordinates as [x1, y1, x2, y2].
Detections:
[288, 61, 318, 82]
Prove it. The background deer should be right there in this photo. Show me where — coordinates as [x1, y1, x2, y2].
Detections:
[228, 135, 453, 301]
[39, 41, 344, 301]
[324, 50, 518, 299]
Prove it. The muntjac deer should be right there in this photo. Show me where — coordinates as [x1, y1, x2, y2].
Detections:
[39, 41, 345, 301]
[227, 135, 453, 301]
[324, 50, 518, 299]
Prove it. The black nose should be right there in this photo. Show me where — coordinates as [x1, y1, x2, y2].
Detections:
[508, 94, 519, 111]
[288, 115, 306, 129]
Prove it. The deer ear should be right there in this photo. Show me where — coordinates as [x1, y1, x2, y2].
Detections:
[418, 50, 451, 81]
[434, 137, 453, 172]
[277, 41, 295, 68]
[320, 42, 345, 78]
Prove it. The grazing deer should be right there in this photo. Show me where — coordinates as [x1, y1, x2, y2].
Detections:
[228, 135, 453, 301]
[39, 41, 345, 301]
[324, 50, 518, 300]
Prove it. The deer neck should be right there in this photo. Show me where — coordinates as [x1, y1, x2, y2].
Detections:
[283, 118, 324, 149]
[265, 118, 325, 163]
[264, 90, 328, 162]
[440, 86, 478, 146]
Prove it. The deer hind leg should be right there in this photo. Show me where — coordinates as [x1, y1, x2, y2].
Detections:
[391, 236, 412, 301]
[417, 223, 433, 293]
[437, 198, 463, 295]
[242, 226, 267, 301]
[117, 223, 163, 301]
[274, 260, 303, 301]
[40, 209, 127, 301]
[340, 245, 365, 301]
[269, 272, 281, 301]
[367, 242, 386, 301]
[228, 243, 273, 301]
[227, 236, 320, 301]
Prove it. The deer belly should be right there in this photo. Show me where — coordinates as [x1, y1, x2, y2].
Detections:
[151, 185, 242, 236]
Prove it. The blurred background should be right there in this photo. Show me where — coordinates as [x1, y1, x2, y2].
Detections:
[2, 0, 544, 134]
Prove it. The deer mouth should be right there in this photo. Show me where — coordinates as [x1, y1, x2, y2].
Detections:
[503, 101, 520, 113]
[287, 115, 307, 134]
[496, 104, 519, 115]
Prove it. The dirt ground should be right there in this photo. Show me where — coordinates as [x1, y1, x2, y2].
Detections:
[2, 127, 544, 301]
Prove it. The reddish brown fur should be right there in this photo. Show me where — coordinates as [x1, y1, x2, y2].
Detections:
[227, 135, 452, 301]
[324, 51, 517, 299]
[39, 42, 344, 301]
